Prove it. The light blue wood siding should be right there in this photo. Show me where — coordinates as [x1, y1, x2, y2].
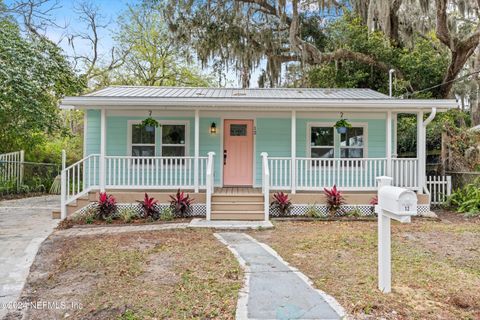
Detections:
[85, 111, 388, 187]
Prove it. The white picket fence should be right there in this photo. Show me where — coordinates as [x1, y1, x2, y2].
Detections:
[0, 150, 24, 190]
[426, 176, 452, 205]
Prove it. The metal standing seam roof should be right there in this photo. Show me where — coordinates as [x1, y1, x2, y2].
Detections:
[85, 86, 391, 100]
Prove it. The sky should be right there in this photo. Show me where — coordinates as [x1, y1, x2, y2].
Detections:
[5, 0, 261, 87]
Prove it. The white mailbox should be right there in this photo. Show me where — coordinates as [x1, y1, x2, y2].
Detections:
[375, 176, 418, 293]
[377, 186, 417, 222]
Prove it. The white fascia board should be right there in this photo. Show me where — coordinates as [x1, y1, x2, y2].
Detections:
[60, 96, 457, 112]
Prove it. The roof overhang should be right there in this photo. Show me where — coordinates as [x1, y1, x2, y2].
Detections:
[60, 96, 457, 112]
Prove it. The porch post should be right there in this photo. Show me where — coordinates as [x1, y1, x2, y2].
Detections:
[99, 108, 106, 192]
[194, 109, 200, 193]
[291, 110, 296, 194]
[392, 113, 398, 158]
[386, 111, 392, 177]
[417, 111, 425, 193]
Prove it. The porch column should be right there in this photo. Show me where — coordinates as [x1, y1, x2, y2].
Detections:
[99, 108, 106, 192]
[392, 113, 398, 158]
[291, 110, 296, 194]
[386, 111, 392, 177]
[194, 109, 200, 193]
[417, 111, 425, 193]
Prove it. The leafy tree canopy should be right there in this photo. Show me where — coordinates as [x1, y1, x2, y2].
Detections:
[0, 16, 85, 153]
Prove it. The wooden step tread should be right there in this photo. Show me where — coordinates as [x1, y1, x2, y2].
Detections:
[212, 201, 263, 205]
[212, 193, 262, 197]
[212, 210, 264, 214]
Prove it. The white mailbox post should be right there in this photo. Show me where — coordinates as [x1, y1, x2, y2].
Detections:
[375, 176, 417, 293]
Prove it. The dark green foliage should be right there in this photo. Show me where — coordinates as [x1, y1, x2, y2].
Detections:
[0, 17, 84, 154]
[308, 14, 449, 98]
[448, 178, 480, 216]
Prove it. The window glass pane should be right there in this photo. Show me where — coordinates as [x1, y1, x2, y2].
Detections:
[162, 146, 185, 157]
[340, 148, 363, 158]
[162, 125, 185, 144]
[311, 127, 333, 146]
[340, 127, 364, 147]
[230, 124, 247, 136]
[132, 125, 155, 144]
[132, 146, 155, 157]
[311, 148, 334, 158]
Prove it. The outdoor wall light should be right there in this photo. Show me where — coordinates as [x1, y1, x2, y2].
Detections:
[210, 122, 217, 134]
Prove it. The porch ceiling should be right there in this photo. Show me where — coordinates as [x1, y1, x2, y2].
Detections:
[61, 85, 457, 112]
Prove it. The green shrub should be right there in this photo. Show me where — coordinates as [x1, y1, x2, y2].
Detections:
[306, 203, 323, 218]
[118, 207, 138, 223]
[346, 208, 362, 217]
[72, 207, 97, 224]
[448, 178, 480, 216]
[160, 207, 174, 221]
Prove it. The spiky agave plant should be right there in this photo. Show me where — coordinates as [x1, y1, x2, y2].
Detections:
[270, 192, 292, 216]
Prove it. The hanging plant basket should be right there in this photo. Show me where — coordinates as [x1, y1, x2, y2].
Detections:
[141, 117, 159, 132]
[334, 118, 352, 134]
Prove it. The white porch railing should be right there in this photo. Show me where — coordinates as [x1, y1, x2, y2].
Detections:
[104, 156, 208, 189]
[206, 152, 215, 220]
[0, 150, 24, 189]
[392, 158, 419, 189]
[261, 152, 270, 221]
[61, 153, 213, 219]
[268, 157, 420, 191]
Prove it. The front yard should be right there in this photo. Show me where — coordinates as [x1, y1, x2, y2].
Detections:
[9, 212, 480, 319]
[251, 212, 480, 319]
[12, 229, 242, 320]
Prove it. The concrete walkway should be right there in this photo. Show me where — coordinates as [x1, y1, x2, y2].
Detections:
[215, 233, 345, 320]
[0, 195, 59, 318]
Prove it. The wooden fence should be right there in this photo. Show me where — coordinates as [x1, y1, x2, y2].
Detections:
[426, 175, 452, 205]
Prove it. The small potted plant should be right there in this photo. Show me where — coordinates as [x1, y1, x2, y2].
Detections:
[334, 118, 352, 134]
[141, 116, 159, 132]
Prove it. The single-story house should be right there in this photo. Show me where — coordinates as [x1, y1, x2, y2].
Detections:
[60, 86, 457, 220]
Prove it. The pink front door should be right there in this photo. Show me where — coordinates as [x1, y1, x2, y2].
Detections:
[223, 119, 254, 186]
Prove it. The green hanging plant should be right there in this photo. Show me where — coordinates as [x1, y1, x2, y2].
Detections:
[333, 113, 352, 134]
[141, 116, 159, 128]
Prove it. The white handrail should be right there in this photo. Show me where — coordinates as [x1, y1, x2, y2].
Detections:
[206, 152, 215, 220]
[261, 152, 270, 221]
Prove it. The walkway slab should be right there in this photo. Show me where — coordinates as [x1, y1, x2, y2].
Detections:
[215, 232, 345, 320]
[189, 218, 274, 230]
[0, 195, 59, 318]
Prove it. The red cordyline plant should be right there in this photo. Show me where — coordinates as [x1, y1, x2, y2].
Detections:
[370, 196, 378, 206]
[169, 189, 193, 217]
[323, 185, 345, 216]
[270, 192, 292, 216]
[138, 193, 159, 219]
[97, 192, 117, 220]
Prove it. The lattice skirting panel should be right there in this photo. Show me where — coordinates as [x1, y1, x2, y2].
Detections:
[76, 203, 206, 217]
[270, 204, 431, 217]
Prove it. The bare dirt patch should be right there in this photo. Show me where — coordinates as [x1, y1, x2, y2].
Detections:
[8, 230, 242, 320]
[250, 218, 480, 319]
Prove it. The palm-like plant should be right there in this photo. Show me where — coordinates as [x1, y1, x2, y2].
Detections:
[270, 192, 292, 216]
[323, 185, 345, 216]
[169, 189, 193, 217]
[138, 193, 159, 220]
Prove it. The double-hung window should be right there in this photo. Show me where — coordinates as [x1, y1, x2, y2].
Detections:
[161, 124, 186, 157]
[310, 126, 334, 158]
[340, 127, 364, 158]
[131, 124, 155, 157]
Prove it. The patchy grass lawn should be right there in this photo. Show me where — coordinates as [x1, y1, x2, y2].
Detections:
[251, 214, 480, 319]
[13, 230, 242, 320]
